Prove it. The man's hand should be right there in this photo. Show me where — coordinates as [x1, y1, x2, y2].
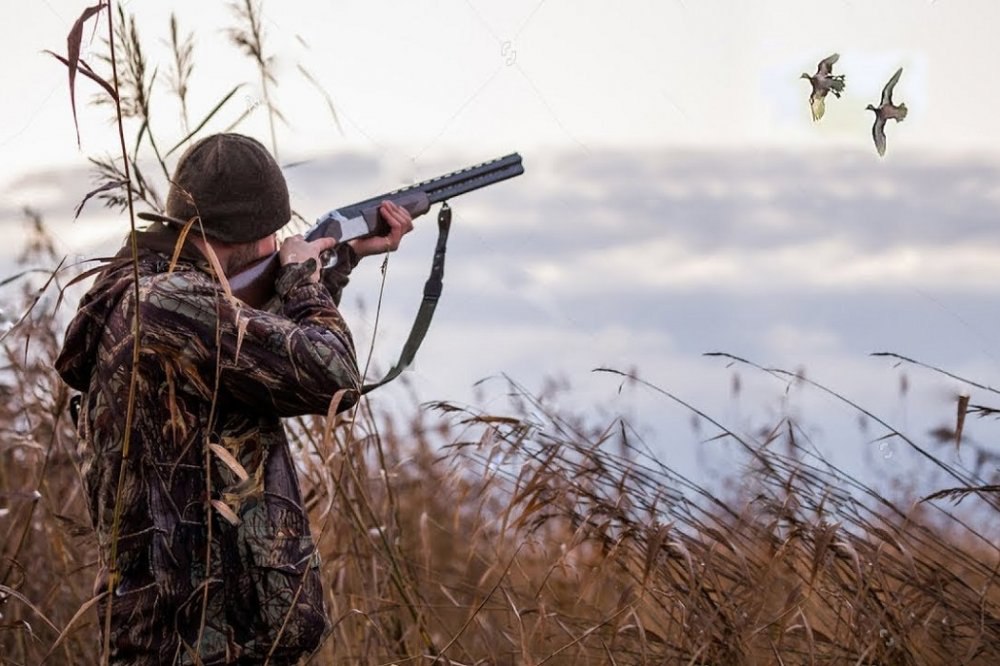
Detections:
[279, 235, 337, 283]
[348, 200, 414, 259]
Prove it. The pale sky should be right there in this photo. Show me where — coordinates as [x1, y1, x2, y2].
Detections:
[3, 0, 1000, 186]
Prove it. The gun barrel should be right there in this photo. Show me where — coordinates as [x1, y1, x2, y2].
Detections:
[343, 153, 523, 214]
[424, 154, 524, 204]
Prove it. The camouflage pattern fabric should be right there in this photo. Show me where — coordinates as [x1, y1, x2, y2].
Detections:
[56, 233, 361, 664]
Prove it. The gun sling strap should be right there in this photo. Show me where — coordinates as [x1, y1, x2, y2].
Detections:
[361, 202, 452, 394]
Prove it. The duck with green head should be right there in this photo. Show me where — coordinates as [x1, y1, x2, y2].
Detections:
[801, 53, 846, 121]
[866, 67, 908, 157]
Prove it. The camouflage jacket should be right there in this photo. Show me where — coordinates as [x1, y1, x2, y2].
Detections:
[55, 232, 361, 664]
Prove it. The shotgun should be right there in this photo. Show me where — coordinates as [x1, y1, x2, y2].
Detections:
[230, 153, 524, 307]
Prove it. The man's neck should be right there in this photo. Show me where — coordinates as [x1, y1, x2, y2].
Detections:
[189, 235, 238, 276]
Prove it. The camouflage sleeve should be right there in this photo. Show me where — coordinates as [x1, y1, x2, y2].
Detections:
[139, 259, 361, 417]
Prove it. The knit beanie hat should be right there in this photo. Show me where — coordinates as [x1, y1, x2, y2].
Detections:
[137, 133, 289, 243]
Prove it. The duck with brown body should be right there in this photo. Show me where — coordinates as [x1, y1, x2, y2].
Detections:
[801, 53, 847, 121]
[866, 67, 908, 157]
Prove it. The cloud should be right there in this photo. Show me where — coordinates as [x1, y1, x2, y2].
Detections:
[5, 147, 1000, 483]
[517, 236, 1000, 295]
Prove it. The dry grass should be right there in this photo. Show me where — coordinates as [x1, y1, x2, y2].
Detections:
[2, 270, 1000, 664]
[5, 3, 1000, 664]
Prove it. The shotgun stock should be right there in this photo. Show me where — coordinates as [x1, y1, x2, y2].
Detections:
[230, 153, 523, 307]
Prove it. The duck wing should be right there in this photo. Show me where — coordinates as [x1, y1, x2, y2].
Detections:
[816, 53, 840, 76]
[872, 115, 888, 157]
[880, 67, 903, 106]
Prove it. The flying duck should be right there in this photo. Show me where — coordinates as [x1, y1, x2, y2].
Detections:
[866, 67, 907, 157]
[801, 53, 846, 121]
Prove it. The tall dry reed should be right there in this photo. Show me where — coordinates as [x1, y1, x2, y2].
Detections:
[3, 3, 999, 665]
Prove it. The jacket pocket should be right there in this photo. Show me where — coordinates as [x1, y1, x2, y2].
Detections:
[240, 518, 330, 658]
